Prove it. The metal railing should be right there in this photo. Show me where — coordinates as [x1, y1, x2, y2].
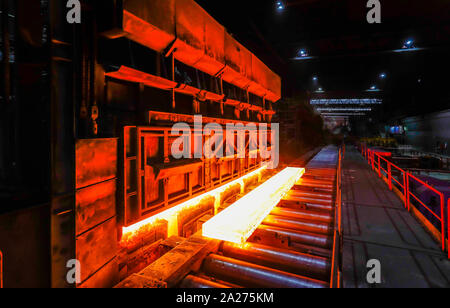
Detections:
[406, 173, 446, 251]
[330, 147, 343, 288]
[366, 145, 450, 170]
[0, 249, 3, 288]
[359, 144, 449, 259]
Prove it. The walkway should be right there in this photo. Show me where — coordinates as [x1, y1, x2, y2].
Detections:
[342, 146, 450, 288]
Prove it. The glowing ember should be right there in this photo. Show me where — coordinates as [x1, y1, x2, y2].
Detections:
[121, 164, 269, 243]
[202, 167, 305, 244]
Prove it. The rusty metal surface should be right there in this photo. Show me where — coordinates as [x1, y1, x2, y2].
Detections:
[279, 199, 334, 212]
[76, 179, 117, 236]
[180, 275, 230, 288]
[287, 190, 333, 200]
[116, 147, 342, 288]
[76, 138, 118, 189]
[122, 125, 272, 226]
[76, 218, 117, 283]
[78, 258, 118, 289]
[271, 207, 333, 224]
[286, 192, 333, 205]
[253, 225, 333, 248]
[117, 235, 221, 288]
[263, 215, 332, 235]
[221, 242, 331, 280]
[202, 254, 328, 288]
[105, 66, 177, 90]
[123, 0, 176, 53]
[112, 0, 281, 102]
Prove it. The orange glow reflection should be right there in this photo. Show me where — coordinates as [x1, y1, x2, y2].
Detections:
[121, 164, 269, 244]
[202, 167, 305, 244]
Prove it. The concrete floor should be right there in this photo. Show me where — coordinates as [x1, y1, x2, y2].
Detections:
[342, 146, 450, 288]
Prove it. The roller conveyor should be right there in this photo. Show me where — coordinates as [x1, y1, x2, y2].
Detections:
[263, 215, 333, 235]
[220, 242, 331, 280]
[180, 275, 232, 289]
[270, 207, 334, 223]
[177, 146, 341, 288]
[252, 224, 333, 249]
[286, 190, 333, 199]
[285, 193, 333, 205]
[279, 198, 334, 212]
[202, 254, 328, 288]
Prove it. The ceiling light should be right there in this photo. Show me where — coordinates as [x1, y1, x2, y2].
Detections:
[276, 1, 285, 10]
[403, 39, 414, 49]
[298, 49, 308, 57]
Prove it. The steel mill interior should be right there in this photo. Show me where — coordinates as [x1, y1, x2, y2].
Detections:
[0, 0, 449, 290]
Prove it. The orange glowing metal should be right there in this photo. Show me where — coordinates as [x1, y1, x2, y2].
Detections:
[202, 167, 305, 244]
[121, 164, 269, 242]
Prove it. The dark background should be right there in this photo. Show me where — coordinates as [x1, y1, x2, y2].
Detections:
[196, 0, 450, 118]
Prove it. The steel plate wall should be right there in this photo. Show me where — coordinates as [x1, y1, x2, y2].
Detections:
[116, 0, 281, 102]
[123, 0, 175, 53]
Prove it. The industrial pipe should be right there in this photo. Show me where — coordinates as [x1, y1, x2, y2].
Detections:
[303, 174, 335, 181]
[263, 215, 332, 235]
[294, 184, 333, 193]
[202, 254, 328, 288]
[271, 207, 333, 223]
[280, 198, 334, 212]
[221, 242, 331, 280]
[287, 192, 333, 205]
[253, 224, 333, 248]
[298, 178, 334, 185]
[296, 179, 334, 188]
[287, 190, 333, 200]
[180, 275, 230, 288]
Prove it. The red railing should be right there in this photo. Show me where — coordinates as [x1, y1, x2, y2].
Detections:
[360, 144, 448, 258]
[0, 249, 3, 288]
[406, 173, 446, 251]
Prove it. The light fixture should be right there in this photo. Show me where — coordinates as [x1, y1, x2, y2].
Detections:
[313, 76, 318, 81]
[380, 73, 386, 79]
[310, 99, 382, 105]
[403, 39, 414, 49]
[276, 1, 285, 10]
[370, 85, 376, 90]
[202, 167, 305, 244]
[316, 108, 372, 112]
[298, 49, 308, 57]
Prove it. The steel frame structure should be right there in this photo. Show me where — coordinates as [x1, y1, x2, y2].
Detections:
[122, 116, 274, 226]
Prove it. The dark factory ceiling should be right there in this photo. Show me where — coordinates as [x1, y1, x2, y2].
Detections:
[195, 0, 450, 118]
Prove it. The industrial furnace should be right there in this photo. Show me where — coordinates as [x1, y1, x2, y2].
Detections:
[0, 0, 347, 291]
[3, 0, 449, 293]
[0, 0, 298, 288]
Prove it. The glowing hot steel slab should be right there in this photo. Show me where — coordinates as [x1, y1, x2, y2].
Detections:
[202, 167, 305, 244]
[121, 164, 269, 244]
